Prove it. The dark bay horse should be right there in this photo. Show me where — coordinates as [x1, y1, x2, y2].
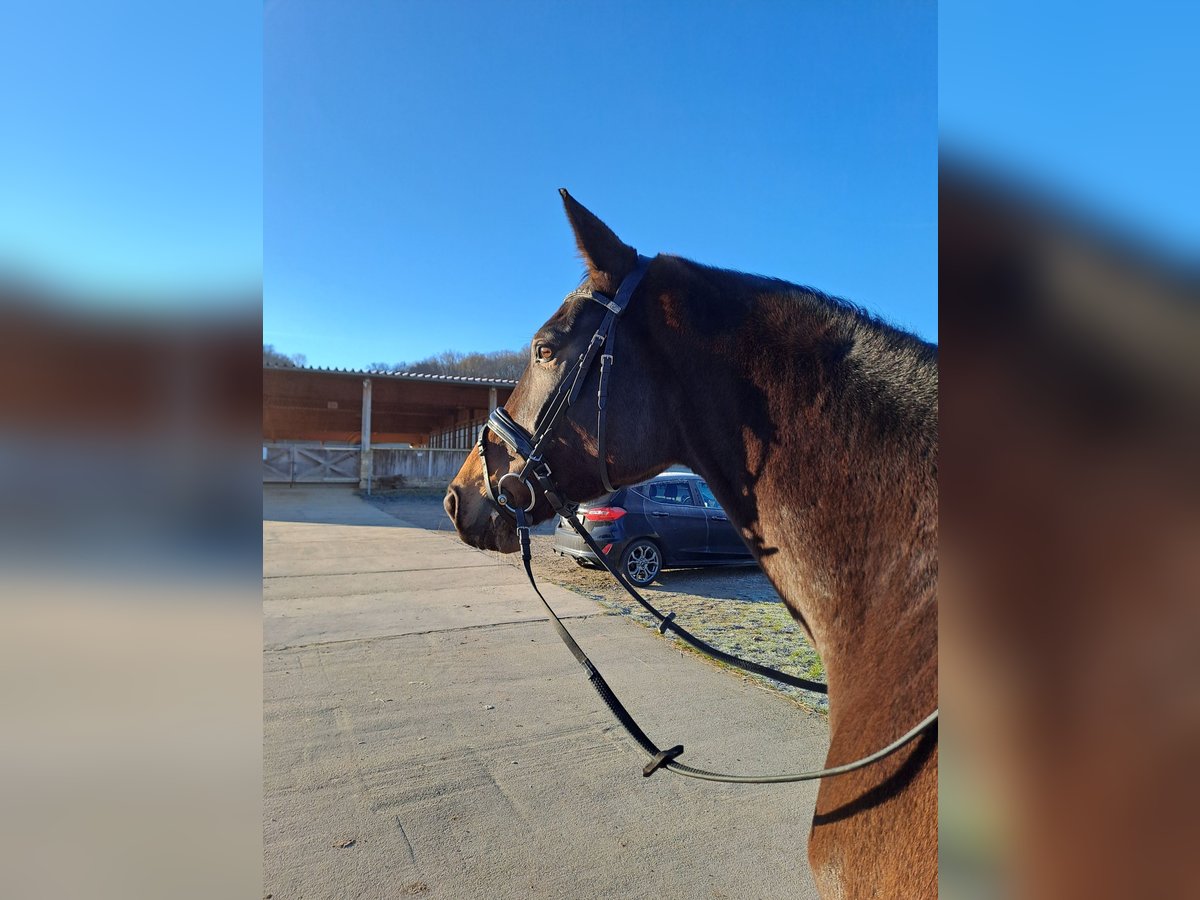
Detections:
[444, 192, 938, 898]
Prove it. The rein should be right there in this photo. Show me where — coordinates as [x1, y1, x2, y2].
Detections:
[478, 257, 938, 783]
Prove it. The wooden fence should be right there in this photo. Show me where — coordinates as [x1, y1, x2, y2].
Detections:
[264, 443, 470, 489]
[371, 447, 470, 487]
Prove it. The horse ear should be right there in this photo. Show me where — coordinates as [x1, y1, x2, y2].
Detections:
[559, 189, 637, 294]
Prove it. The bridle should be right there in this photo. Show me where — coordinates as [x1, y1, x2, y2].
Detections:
[477, 255, 652, 520]
[476, 254, 938, 783]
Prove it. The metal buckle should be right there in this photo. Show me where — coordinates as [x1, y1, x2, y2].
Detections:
[497, 472, 537, 513]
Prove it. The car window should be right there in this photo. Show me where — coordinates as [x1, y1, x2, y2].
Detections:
[640, 481, 695, 506]
[696, 481, 721, 510]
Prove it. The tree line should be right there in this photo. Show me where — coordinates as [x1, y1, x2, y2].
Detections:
[263, 344, 306, 367]
[367, 349, 527, 380]
[264, 344, 526, 380]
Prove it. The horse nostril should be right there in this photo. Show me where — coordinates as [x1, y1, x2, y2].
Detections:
[444, 486, 459, 523]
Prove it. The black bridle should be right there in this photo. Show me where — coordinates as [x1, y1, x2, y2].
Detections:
[477, 255, 651, 520]
[476, 254, 938, 782]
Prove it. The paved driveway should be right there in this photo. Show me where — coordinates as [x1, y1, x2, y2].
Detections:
[264, 485, 826, 899]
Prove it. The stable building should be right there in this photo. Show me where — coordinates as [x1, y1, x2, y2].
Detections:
[262, 365, 516, 490]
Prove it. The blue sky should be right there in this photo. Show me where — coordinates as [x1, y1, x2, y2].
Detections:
[264, 1, 937, 367]
[0, 2, 260, 301]
[940, 2, 1199, 261]
[5, 3, 1193, 356]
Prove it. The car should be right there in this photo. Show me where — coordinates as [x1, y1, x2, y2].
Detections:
[552, 470, 756, 586]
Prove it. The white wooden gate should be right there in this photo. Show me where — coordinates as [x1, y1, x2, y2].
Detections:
[263, 445, 293, 483]
[263, 444, 360, 484]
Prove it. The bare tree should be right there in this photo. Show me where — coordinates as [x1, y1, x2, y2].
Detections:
[372, 348, 527, 380]
[264, 344, 306, 367]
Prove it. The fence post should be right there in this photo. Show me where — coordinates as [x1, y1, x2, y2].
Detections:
[359, 378, 373, 493]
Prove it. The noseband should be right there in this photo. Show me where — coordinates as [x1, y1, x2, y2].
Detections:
[478, 255, 651, 517]
[473, 252, 938, 784]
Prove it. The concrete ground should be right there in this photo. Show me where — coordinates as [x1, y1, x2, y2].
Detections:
[264, 485, 827, 899]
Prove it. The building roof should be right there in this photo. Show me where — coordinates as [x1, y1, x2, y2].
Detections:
[263, 364, 516, 444]
[263, 363, 518, 389]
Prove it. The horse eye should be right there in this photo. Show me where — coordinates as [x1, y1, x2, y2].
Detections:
[537, 344, 554, 361]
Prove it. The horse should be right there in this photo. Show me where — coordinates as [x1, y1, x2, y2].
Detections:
[444, 191, 938, 899]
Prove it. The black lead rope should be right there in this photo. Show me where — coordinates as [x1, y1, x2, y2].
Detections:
[556, 504, 828, 694]
[514, 507, 939, 783]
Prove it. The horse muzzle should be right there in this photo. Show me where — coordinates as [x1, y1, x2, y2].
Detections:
[444, 483, 522, 553]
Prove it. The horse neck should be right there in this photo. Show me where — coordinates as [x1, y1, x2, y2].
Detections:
[661, 278, 938, 718]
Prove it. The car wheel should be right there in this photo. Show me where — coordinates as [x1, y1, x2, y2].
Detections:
[620, 539, 661, 587]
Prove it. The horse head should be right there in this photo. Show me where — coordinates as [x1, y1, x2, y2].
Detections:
[444, 191, 675, 552]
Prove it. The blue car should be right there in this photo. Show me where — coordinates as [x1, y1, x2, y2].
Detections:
[552, 471, 755, 586]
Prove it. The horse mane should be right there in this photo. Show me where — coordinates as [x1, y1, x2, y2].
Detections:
[559, 253, 937, 432]
[686, 257, 934, 353]
[662, 255, 938, 421]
